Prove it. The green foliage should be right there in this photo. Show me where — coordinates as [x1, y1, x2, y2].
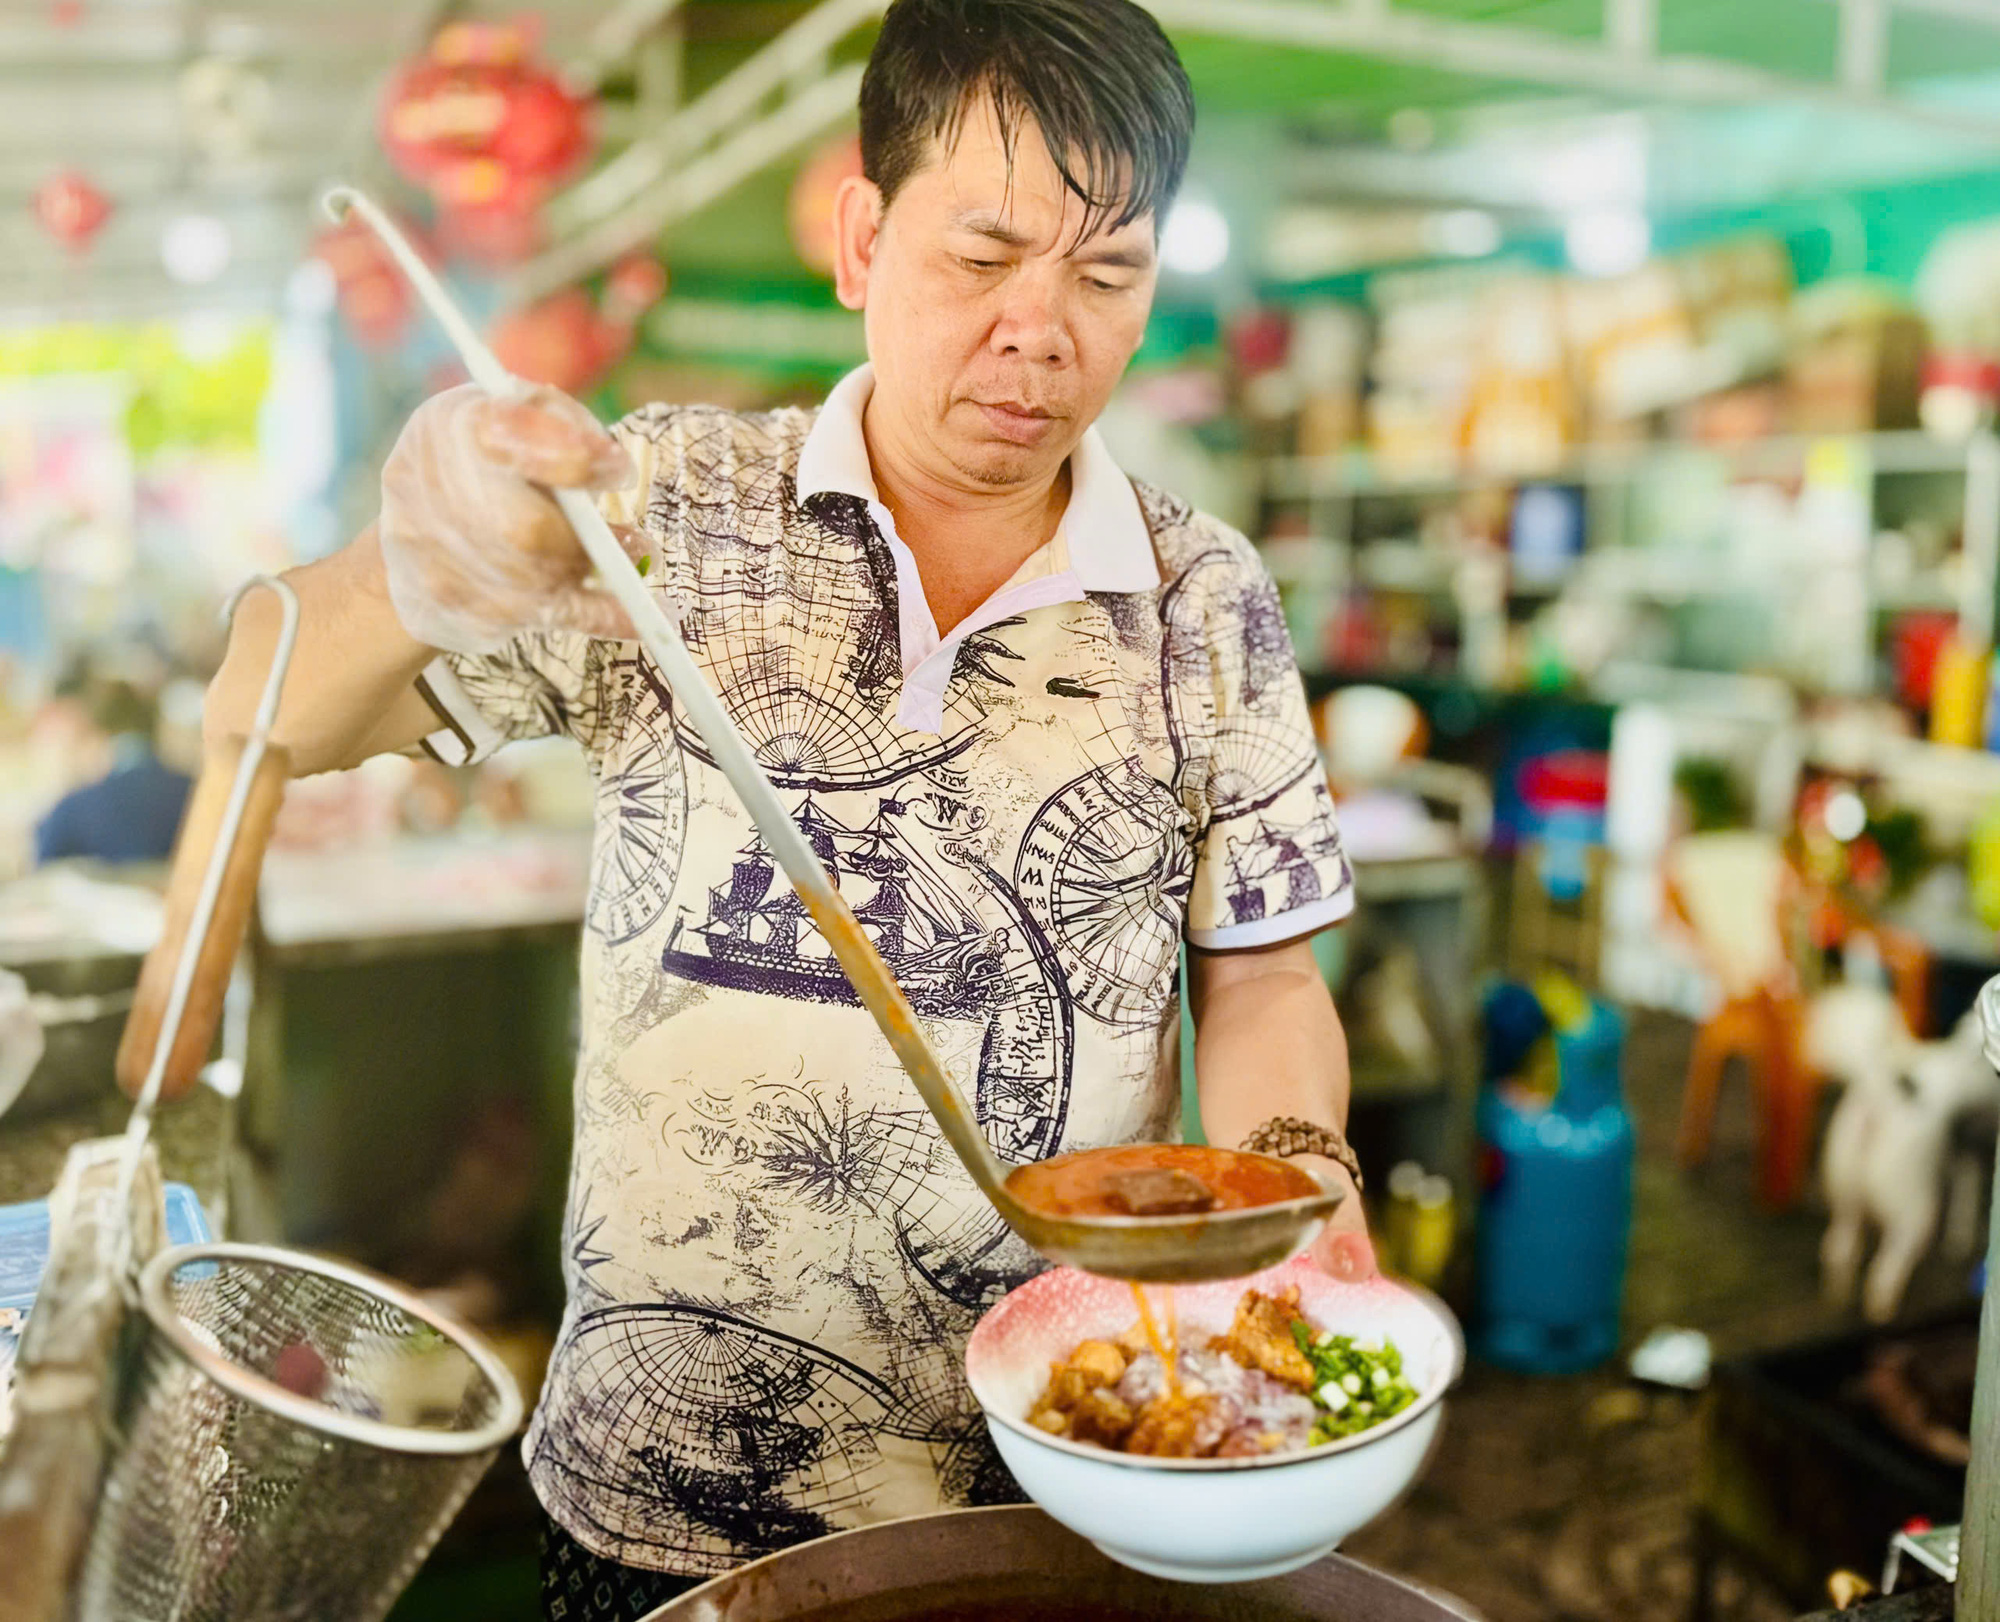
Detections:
[0, 321, 272, 457]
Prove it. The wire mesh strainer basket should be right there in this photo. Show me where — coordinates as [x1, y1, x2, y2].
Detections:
[77, 1242, 523, 1622]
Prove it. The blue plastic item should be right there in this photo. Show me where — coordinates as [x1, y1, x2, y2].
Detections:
[1473, 995, 1634, 1374]
[1481, 980, 1551, 1087]
[0, 1180, 212, 1317]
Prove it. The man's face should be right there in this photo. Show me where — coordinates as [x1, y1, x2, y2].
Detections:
[834, 97, 1159, 490]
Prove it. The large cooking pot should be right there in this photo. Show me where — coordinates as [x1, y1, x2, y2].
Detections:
[641, 1506, 1484, 1621]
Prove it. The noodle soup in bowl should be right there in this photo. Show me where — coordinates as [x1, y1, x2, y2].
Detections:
[964, 1256, 1464, 1584]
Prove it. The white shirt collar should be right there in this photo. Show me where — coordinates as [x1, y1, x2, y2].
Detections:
[795, 364, 1160, 593]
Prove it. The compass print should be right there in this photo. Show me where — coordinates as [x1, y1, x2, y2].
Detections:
[532, 1302, 899, 1563]
[1013, 761, 1192, 1028]
[588, 702, 689, 945]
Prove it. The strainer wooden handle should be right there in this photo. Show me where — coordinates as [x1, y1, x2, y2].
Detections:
[115, 733, 289, 1103]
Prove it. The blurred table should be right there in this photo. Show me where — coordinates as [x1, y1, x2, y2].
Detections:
[240, 829, 588, 1311]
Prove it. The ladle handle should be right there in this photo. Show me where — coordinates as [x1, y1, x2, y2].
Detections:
[320, 186, 1014, 1203]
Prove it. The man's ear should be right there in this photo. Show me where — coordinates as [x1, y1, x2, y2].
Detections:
[832, 175, 883, 312]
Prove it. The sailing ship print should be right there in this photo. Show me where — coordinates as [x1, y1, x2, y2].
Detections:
[663, 796, 1010, 1023]
[1222, 813, 1350, 926]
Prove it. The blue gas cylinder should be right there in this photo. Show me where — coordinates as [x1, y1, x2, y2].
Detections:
[1474, 997, 1634, 1374]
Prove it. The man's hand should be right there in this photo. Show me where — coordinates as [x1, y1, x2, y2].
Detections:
[378, 382, 647, 655]
[1292, 1154, 1377, 1283]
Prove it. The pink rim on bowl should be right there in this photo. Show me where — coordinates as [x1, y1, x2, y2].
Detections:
[965, 1255, 1466, 1473]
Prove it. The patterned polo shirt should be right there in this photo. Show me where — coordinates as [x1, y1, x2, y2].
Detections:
[417, 367, 1353, 1577]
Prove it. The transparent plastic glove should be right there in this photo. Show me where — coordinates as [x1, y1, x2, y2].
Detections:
[378, 382, 649, 655]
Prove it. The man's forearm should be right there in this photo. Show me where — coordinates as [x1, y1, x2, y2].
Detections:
[1190, 947, 1351, 1151]
[204, 527, 444, 777]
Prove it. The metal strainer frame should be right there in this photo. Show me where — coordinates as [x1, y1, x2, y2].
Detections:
[77, 1242, 525, 1622]
[132, 1242, 525, 1457]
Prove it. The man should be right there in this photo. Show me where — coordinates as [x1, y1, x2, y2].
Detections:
[207, 2, 1370, 1614]
[34, 679, 191, 867]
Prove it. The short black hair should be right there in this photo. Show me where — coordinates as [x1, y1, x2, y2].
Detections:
[89, 679, 157, 741]
[859, 0, 1195, 243]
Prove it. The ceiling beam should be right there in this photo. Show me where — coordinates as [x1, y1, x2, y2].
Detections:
[1804, 0, 2000, 26]
[545, 0, 880, 238]
[567, 0, 692, 88]
[1142, 0, 2000, 144]
[510, 61, 863, 301]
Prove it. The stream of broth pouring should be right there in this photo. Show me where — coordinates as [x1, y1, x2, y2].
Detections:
[1129, 1283, 1180, 1402]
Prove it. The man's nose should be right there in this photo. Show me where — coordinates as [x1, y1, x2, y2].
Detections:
[989, 275, 1075, 367]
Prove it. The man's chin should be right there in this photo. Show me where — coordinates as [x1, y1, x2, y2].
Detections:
[949, 438, 1064, 489]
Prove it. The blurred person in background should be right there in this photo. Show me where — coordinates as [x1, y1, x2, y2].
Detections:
[205, 2, 1367, 1615]
[34, 676, 191, 866]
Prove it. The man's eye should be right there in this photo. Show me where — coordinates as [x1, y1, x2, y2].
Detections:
[1087, 277, 1125, 293]
[959, 257, 1004, 273]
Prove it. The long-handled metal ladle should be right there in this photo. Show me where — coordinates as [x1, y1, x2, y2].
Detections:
[322, 185, 1341, 1283]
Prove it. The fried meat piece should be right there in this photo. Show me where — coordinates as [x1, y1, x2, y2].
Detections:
[1067, 1339, 1129, 1388]
[1027, 1340, 1134, 1438]
[1208, 1287, 1315, 1392]
[1125, 1392, 1234, 1457]
[1067, 1386, 1137, 1449]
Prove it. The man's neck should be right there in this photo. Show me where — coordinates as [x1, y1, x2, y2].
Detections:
[861, 393, 1071, 634]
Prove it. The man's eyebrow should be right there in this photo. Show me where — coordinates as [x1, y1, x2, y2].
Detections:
[949, 212, 1035, 247]
[947, 211, 1154, 268]
[1071, 242, 1155, 270]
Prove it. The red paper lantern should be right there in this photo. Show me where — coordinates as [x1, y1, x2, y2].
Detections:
[491, 259, 665, 395]
[436, 197, 547, 268]
[489, 287, 637, 397]
[788, 133, 864, 276]
[603, 254, 667, 322]
[379, 18, 591, 264]
[33, 171, 111, 254]
[312, 213, 424, 349]
[1227, 307, 1291, 376]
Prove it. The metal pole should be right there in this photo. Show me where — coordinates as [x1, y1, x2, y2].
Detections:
[1964, 977, 2000, 1616]
[1959, 1176, 2000, 1615]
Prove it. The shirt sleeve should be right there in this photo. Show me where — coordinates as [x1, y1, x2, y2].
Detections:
[414, 409, 673, 767]
[1183, 551, 1354, 950]
[33, 798, 76, 866]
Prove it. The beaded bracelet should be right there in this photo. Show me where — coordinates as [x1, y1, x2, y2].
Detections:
[1237, 1115, 1364, 1192]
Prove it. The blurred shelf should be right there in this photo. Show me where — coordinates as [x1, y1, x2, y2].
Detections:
[1354, 852, 1481, 903]
[1263, 428, 1992, 502]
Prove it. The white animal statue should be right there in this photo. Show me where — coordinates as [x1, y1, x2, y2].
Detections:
[1813, 984, 2000, 1324]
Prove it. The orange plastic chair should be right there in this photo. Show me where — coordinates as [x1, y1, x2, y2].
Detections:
[1667, 833, 1932, 1210]
[1666, 833, 1818, 1210]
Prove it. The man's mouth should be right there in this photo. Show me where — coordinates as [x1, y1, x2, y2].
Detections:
[971, 399, 1061, 444]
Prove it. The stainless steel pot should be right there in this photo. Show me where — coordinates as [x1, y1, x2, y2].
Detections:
[641, 1506, 1485, 1621]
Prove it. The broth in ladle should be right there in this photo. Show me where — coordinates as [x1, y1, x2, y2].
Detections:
[1004, 1143, 1322, 1221]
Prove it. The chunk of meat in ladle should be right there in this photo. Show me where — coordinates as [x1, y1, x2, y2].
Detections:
[1102, 1168, 1218, 1216]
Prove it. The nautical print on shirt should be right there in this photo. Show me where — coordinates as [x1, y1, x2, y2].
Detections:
[417, 372, 1354, 1577]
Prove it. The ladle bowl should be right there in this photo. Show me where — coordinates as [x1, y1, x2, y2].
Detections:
[990, 1170, 1345, 1283]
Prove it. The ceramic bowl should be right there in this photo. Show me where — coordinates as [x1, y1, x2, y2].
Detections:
[964, 1256, 1464, 1583]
